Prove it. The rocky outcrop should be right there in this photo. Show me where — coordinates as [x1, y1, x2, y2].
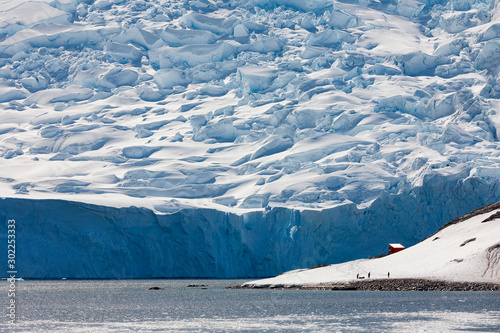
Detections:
[235, 279, 500, 291]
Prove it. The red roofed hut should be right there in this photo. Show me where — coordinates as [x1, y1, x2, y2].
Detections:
[388, 243, 405, 254]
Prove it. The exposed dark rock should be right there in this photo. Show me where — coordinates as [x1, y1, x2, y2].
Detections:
[369, 254, 387, 259]
[148, 286, 164, 290]
[483, 211, 500, 223]
[348, 279, 500, 291]
[460, 238, 476, 247]
[234, 279, 500, 291]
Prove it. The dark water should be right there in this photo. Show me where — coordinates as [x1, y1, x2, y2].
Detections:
[2, 279, 500, 332]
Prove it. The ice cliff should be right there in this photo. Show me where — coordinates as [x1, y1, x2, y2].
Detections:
[0, 0, 500, 278]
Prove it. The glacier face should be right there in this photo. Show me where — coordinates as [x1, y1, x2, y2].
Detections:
[0, 0, 500, 277]
[2, 176, 500, 279]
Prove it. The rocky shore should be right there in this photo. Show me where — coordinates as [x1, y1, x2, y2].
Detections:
[235, 279, 500, 291]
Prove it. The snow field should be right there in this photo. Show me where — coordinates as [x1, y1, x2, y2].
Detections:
[244, 205, 500, 286]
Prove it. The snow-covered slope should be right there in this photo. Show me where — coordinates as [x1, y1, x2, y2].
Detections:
[1, 0, 499, 211]
[243, 202, 500, 286]
[0, 0, 500, 278]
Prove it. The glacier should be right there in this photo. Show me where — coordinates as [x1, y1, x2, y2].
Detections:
[0, 0, 500, 278]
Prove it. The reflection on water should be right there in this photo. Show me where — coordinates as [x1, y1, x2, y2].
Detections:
[2, 279, 500, 332]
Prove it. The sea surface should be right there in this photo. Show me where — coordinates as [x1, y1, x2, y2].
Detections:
[2, 279, 500, 332]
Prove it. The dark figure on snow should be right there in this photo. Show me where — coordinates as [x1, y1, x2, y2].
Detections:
[387, 272, 390, 278]
[368, 272, 370, 278]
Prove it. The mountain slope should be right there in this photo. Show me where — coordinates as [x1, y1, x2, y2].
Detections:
[243, 200, 500, 286]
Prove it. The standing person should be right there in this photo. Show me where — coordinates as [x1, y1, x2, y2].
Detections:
[357, 273, 359, 279]
[368, 272, 370, 279]
[387, 272, 390, 278]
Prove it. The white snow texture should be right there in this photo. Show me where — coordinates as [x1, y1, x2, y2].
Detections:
[0, 0, 499, 278]
[244, 205, 500, 285]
